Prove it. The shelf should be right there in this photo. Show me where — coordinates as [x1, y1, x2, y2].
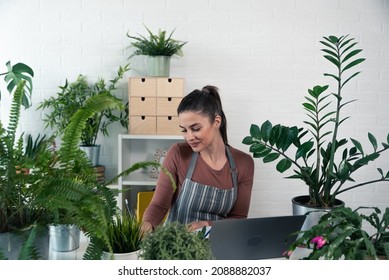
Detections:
[122, 172, 158, 186]
[119, 134, 183, 140]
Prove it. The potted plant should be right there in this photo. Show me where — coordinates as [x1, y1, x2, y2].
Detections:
[126, 25, 187, 77]
[0, 78, 53, 259]
[242, 35, 389, 226]
[38, 64, 130, 166]
[100, 211, 143, 260]
[139, 222, 214, 260]
[286, 206, 389, 260]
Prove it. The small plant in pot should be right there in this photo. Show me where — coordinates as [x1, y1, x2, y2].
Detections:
[139, 222, 214, 260]
[286, 206, 389, 260]
[38, 64, 130, 166]
[126, 25, 187, 77]
[101, 211, 143, 260]
[242, 35, 389, 219]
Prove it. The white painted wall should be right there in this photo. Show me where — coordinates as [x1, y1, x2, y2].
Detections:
[1, 0, 388, 217]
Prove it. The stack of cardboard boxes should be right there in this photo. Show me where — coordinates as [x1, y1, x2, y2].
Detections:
[128, 77, 184, 135]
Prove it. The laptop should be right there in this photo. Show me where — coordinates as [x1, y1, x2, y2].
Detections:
[209, 215, 306, 260]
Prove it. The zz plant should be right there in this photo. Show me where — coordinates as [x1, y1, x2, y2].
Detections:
[243, 35, 389, 208]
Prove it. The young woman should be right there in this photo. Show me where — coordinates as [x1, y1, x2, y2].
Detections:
[141, 85, 254, 233]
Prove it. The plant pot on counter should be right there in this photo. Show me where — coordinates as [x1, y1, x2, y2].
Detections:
[79, 145, 101, 166]
[49, 224, 80, 252]
[147, 56, 171, 77]
[292, 195, 345, 232]
[101, 250, 140, 260]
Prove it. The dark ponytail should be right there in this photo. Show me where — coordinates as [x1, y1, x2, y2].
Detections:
[177, 85, 228, 145]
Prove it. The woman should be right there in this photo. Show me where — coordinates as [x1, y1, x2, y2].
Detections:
[141, 85, 254, 233]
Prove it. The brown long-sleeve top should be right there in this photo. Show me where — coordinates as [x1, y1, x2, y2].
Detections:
[142, 142, 255, 228]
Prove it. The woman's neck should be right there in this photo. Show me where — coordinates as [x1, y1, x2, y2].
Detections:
[200, 139, 227, 170]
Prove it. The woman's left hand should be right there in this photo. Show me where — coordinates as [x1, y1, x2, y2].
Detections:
[187, 221, 209, 231]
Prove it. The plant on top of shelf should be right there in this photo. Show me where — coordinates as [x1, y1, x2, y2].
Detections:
[126, 25, 187, 58]
[242, 34, 389, 208]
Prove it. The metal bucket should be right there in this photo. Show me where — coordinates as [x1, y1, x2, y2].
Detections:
[79, 145, 100, 166]
[49, 224, 80, 252]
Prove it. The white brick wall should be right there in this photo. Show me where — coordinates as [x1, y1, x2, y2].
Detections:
[1, 0, 388, 218]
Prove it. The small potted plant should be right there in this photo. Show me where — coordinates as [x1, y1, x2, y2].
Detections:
[126, 25, 187, 77]
[38, 64, 130, 166]
[286, 206, 389, 260]
[139, 222, 214, 260]
[100, 211, 143, 260]
[242, 35, 389, 227]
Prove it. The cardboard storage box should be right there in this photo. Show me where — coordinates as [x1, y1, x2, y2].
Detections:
[156, 97, 182, 116]
[129, 77, 157, 97]
[157, 116, 181, 135]
[129, 116, 156, 134]
[156, 78, 184, 97]
[129, 97, 156, 116]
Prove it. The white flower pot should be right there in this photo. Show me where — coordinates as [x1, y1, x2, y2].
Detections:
[102, 249, 140, 260]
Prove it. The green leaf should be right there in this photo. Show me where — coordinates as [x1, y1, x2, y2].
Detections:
[276, 159, 292, 173]
[351, 138, 364, 156]
[342, 49, 363, 63]
[263, 152, 280, 163]
[261, 120, 272, 142]
[303, 103, 315, 111]
[342, 58, 366, 72]
[324, 55, 340, 68]
[249, 143, 267, 153]
[338, 160, 350, 180]
[249, 124, 261, 139]
[296, 141, 314, 160]
[269, 124, 282, 146]
[368, 133, 377, 151]
[242, 136, 256, 145]
[253, 147, 272, 158]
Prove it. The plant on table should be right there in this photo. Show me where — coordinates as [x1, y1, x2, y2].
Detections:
[139, 222, 214, 260]
[242, 35, 389, 208]
[287, 206, 389, 260]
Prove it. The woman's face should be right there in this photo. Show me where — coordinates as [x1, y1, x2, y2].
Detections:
[179, 111, 221, 152]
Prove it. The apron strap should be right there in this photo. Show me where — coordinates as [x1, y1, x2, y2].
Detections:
[186, 146, 238, 190]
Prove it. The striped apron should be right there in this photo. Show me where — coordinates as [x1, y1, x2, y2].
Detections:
[166, 146, 238, 224]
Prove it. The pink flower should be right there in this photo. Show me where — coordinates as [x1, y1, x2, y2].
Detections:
[282, 250, 292, 257]
[311, 236, 327, 249]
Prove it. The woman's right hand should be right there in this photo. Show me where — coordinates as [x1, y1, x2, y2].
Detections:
[140, 221, 154, 235]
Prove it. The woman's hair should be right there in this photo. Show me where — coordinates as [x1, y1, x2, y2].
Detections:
[177, 85, 228, 145]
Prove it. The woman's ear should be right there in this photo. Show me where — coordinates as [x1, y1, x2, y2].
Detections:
[214, 115, 222, 128]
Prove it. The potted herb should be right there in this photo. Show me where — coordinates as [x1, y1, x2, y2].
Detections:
[242, 35, 389, 225]
[126, 25, 187, 77]
[287, 206, 389, 260]
[139, 222, 214, 260]
[100, 211, 143, 260]
[38, 64, 130, 166]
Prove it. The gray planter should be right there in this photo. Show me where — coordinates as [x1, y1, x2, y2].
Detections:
[147, 56, 171, 77]
[49, 224, 80, 252]
[0, 225, 49, 260]
[79, 145, 100, 166]
[292, 195, 345, 232]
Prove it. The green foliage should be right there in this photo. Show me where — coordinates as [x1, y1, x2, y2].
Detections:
[139, 222, 214, 260]
[105, 212, 142, 254]
[127, 25, 187, 58]
[38, 64, 130, 146]
[243, 35, 389, 207]
[287, 206, 389, 260]
[0, 61, 34, 108]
